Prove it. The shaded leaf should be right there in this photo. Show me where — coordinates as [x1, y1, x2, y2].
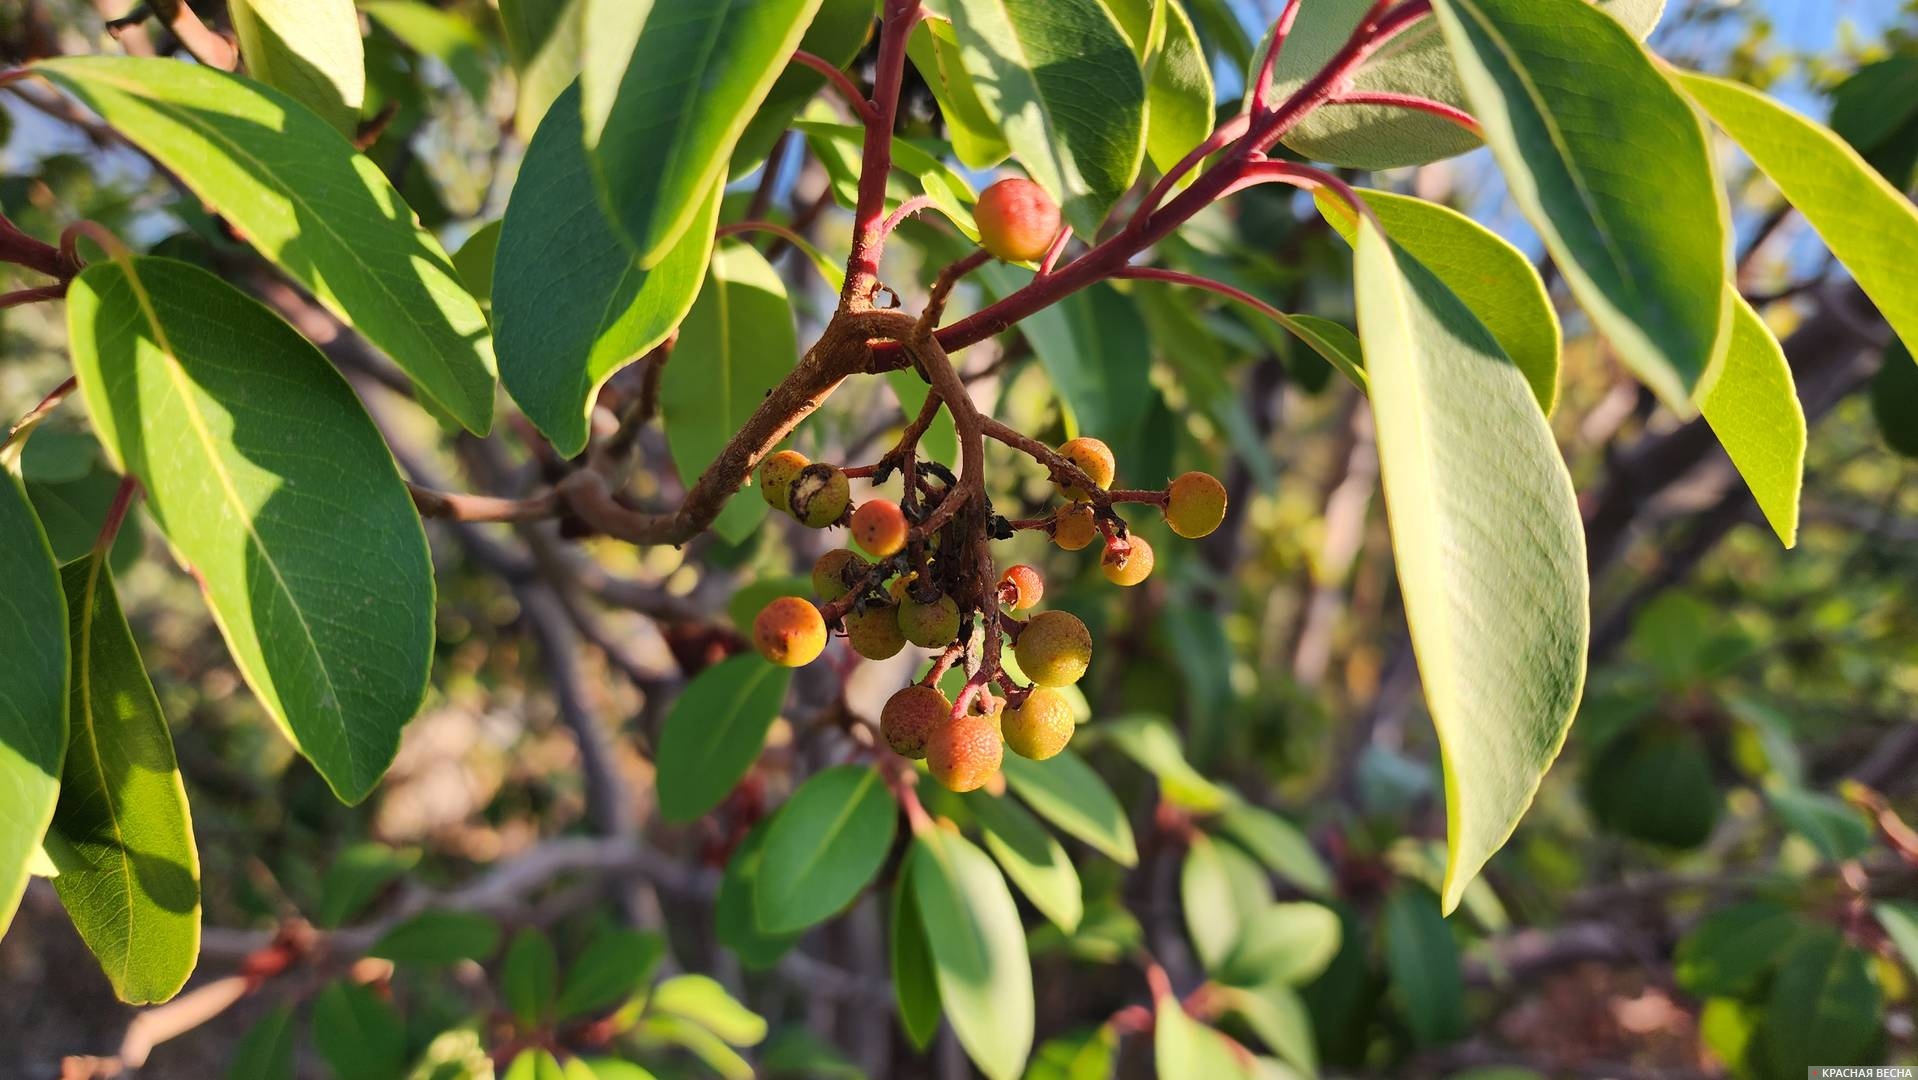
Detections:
[1675, 901, 1805, 999]
[1759, 928, 1883, 1074]
[910, 829, 1034, 1080]
[907, 17, 1011, 170]
[1212, 802, 1332, 898]
[317, 843, 418, 927]
[503, 927, 560, 1027]
[1382, 886, 1464, 1047]
[965, 788, 1083, 932]
[755, 765, 897, 934]
[1871, 340, 1918, 458]
[1769, 788, 1873, 862]
[228, 1006, 296, 1080]
[1219, 902, 1342, 988]
[656, 655, 792, 823]
[0, 469, 67, 938]
[717, 819, 801, 969]
[735, 0, 878, 171]
[1220, 982, 1317, 1076]
[1000, 749, 1138, 866]
[312, 980, 405, 1080]
[1106, 0, 1215, 181]
[1101, 715, 1229, 812]
[1026, 1026, 1118, 1080]
[890, 848, 942, 1049]
[369, 909, 502, 968]
[557, 926, 664, 1019]
[1583, 722, 1721, 849]
[500, 0, 585, 139]
[362, 1, 494, 105]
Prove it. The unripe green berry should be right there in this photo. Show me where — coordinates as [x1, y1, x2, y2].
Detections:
[998, 564, 1043, 611]
[753, 596, 826, 667]
[851, 498, 909, 557]
[846, 604, 907, 661]
[975, 177, 1061, 263]
[1055, 437, 1115, 501]
[758, 449, 809, 513]
[1164, 471, 1228, 539]
[789, 463, 851, 528]
[898, 593, 961, 648]
[927, 715, 1004, 792]
[1101, 535, 1154, 587]
[1004, 687, 1075, 760]
[1014, 610, 1092, 687]
[812, 549, 870, 602]
[1053, 503, 1097, 551]
[881, 684, 950, 759]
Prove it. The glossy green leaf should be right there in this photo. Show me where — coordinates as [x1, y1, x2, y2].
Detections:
[503, 927, 560, 1027]
[716, 818, 801, 969]
[1317, 187, 1559, 414]
[795, 116, 981, 239]
[505, 1050, 566, 1080]
[1381, 886, 1465, 1047]
[369, 909, 502, 967]
[312, 980, 406, 1080]
[228, 1006, 297, 1080]
[662, 242, 793, 544]
[656, 654, 792, 822]
[1212, 802, 1331, 898]
[1221, 983, 1317, 1075]
[945, 0, 1146, 236]
[965, 789, 1083, 932]
[907, 17, 1011, 170]
[1675, 901, 1804, 999]
[1760, 928, 1883, 1072]
[1830, 56, 1918, 188]
[1181, 834, 1272, 973]
[1101, 716, 1229, 812]
[734, 0, 877, 172]
[1872, 340, 1918, 458]
[755, 765, 897, 936]
[361, 1, 493, 105]
[26, 464, 143, 577]
[1352, 218, 1587, 913]
[1106, 0, 1215, 180]
[1220, 902, 1342, 988]
[1584, 723, 1720, 849]
[229, 0, 365, 134]
[0, 470, 67, 940]
[581, 0, 826, 264]
[910, 828, 1034, 1080]
[1431, 0, 1724, 410]
[1698, 290, 1805, 546]
[1000, 749, 1137, 865]
[66, 257, 435, 804]
[496, 81, 719, 458]
[38, 57, 498, 433]
[1155, 1004, 1252, 1080]
[46, 557, 199, 1004]
[1678, 70, 1918, 365]
[557, 926, 664, 1019]
[890, 849, 943, 1049]
[651, 974, 768, 1046]
[500, 0, 585, 139]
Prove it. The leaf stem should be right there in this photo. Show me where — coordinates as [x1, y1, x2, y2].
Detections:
[841, 0, 923, 308]
[94, 474, 143, 555]
[1326, 90, 1484, 138]
[1249, 0, 1308, 114]
[792, 50, 877, 124]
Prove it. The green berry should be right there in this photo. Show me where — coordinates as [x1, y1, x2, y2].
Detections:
[1014, 610, 1092, 687]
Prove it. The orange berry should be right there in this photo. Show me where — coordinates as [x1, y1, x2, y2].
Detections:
[927, 715, 1004, 792]
[1053, 503, 1097, 551]
[1004, 687, 1075, 760]
[753, 596, 826, 667]
[758, 450, 809, 512]
[898, 593, 961, 648]
[846, 604, 907, 661]
[812, 549, 870, 602]
[975, 177, 1061, 263]
[850, 498, 909, 557]
[998, 565, 1044, 611]
[1014, 610, 1092, 687]
[1101, 535, 1154, 587]
[790, 463, 851, 527]
[1055, 437, 1115, 501]
[1164, 471, 1228, 539]
[881, 684, 951, 759]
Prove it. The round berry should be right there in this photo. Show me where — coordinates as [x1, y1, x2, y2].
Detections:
[1053, 503, 1097, 551]
[1164, 471, 1228, 539]
[789, 463, 851, 528]
[846, 604, 907, 661]
[753, 596, 826, 667]
[758, 450, 809, 513]
[881, 684, 951, 759]
[927, 715, 1004, 792]
[1014, 610, 1092, 687]
[999, 565, 1044, 611]
[812, 549, 870, 602]
[898, 593, 961, 648]
[850, 498, 909, 558]
[1101, 535, 1154, 587]
[1004, 687, 1075, 760]
[1055, 437, 1115, 501]
[975, 177, 1061, 263]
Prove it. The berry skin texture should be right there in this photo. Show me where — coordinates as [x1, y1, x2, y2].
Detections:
[754, 596, 826, 667]
[975, 177, 1061, 263]
[1053, 503, 1097, 551]
[846, 604, 907, 661]
[1164, 471, 1228, 539]
[789, 463, 851, 528]
[1101, 535, 1155, 587]
[758, 450, 809, 513]
[881, 684, 950, 759]
[927, 715, 1004, 792]
[999, 565, 1044, 611]
[850, 498, 909, 558]
[1015, 610, 1093, 687]
[1056, 437, 1116, 501]
[898, 593, 962, 648]
[1004, 687, 1076, 760]
[812, 549, 870, 602]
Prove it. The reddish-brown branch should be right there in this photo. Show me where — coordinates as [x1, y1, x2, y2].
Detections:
[0, 282, 67, 308]
[1249, 0, 1309, 114]
[408, 482, 560, 523]
[841, 0, 923, 307]
[0, 210, 78, 280]
[793, 49, 876, 123]
[94, 475, 142, 554]
[1326, 90, 1483, 138]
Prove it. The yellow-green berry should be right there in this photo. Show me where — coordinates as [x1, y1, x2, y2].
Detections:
[1101, 535, 1154, 587]
[898, 593, 961, 648]
[1004, 687, 1075, 760]
[1164, 471, 1228, 539]
[1053, 503, 1097, 551]
[790, 463, 851, 527]
[812, 549, 870, 602]
[1014, 610, 1092, 687]
[846, 604, 907, 661]
[1055, 437, 1115, 501]
[758, 450, 809, 513]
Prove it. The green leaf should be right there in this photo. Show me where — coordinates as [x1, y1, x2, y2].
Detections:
[37, 57, 498, 433]
[999, 749, 1137, 866]
[1351, 217, 1588, 913]
[1768, 788, 1873, 862]
[1677, 70, 1918, 367]
[1675, 901, 1805, 999]
[0, 470, 67, 939]
[46, 557, 199, 1004]
[502, 927, 560, 1027]
[496, 81, 719, 458]
[26, 464, 143, 577]
[1876, 901, 1918, 977]
[656, 654, 792, 822]
[755, 765, 898, 934]
[557, 926, 664, 1019]
[1871, 340, 1918, 458]
[907, 18, 1011, 170]
[312, 980, 406, 1080]
[1269, 0, 1661, 170]
[1100, 715, 1229, 812]
[581, 0, 827, 264]
[717, 818, 802, 969]
[735, 0, 878, 172]
[67, 258, 434, 804]
[1211, 802, 1332, 898]
[945, 0, 1146, 236]
[369, 909, 502, 967]
[1155, 1004, 1252, 1080]
[504, 1050, 566, 1080]
[228, 1006, 297, 1080]
[910, 829, 1034, 1080]
[1106, 0, 1215, 181]
[1381, 886, 1465, 1047]
[452, 220, 501, 310]
[1583, 722, 1721, 849]
[1431, 0, 1725, 410]
[650, 974, 768, 1046]
[1026, 1026, 1118, 1080]
[1180, 833, 1272, 973]
[890, 849, 943, 1050]
[662, 242, 793, 544]
[228, 0, 366, 135]
[500, 0, 585, 139]
[1697, 291, 1806, 547]
[1220, 982, 1317, 1076]
[361, 1, 494, 105]
[1760, 928, 1883, 1073]
[316, 843, 419, 928]
[964, 788, 1083, 932]
[1219, 902, 1342, 988]
[643, 1015, 754, 1079]
[1316, 187, 1559, 414]
[759, 1028, 865, 1079]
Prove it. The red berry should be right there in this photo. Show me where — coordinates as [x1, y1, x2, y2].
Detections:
[999, 565, 1044, 611]
[851, 498, 909, 558]
[976, 178, 1061, 263]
